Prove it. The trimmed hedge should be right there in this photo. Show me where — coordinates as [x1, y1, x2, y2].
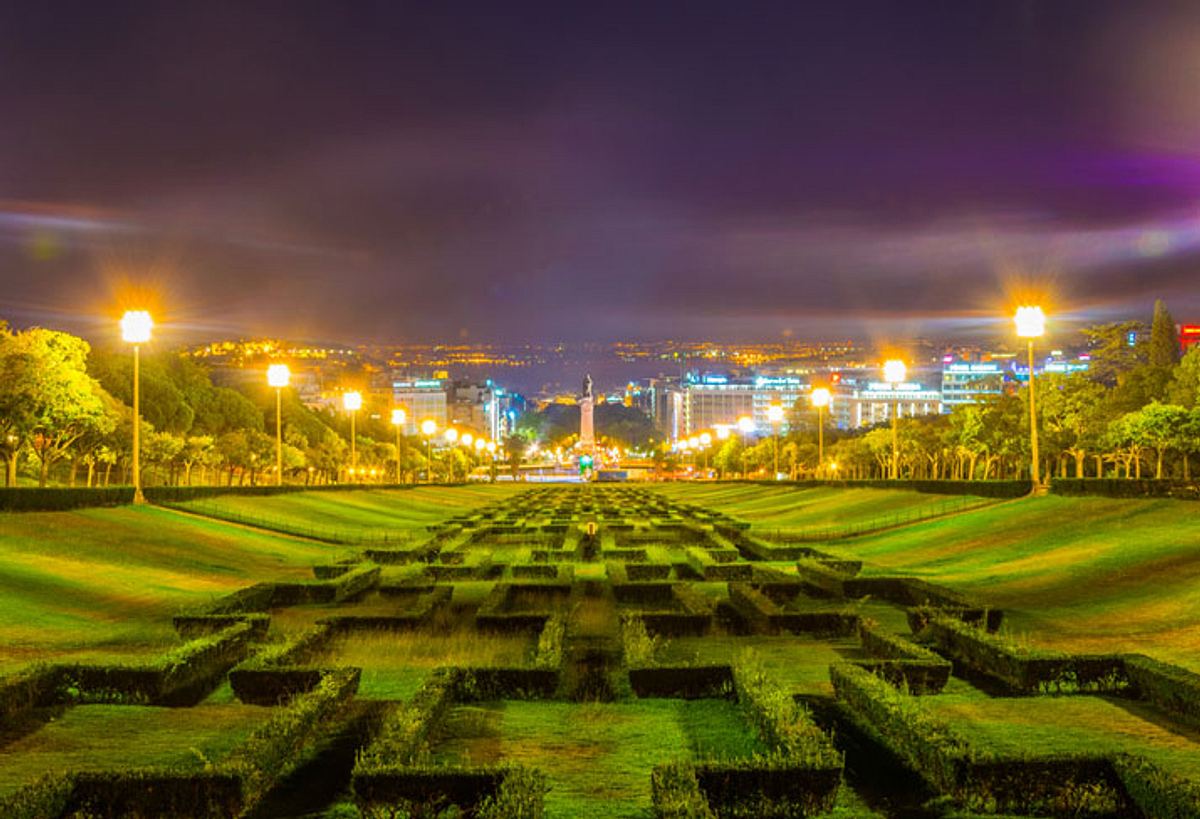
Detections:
[0, 486, 133, 512]
[735, 478, 1032, 498]
[223, 669, 360, 812]
[1051, 478, 1200, 500]
[57, 621, 255, 706]
[831, 664, 1130, 815]
[922, 616, 1127, 694]
[651, 761, 716, 818]
[1111, 753, 1200, 818]
[1123, 654, 1200, 730]
[629, 666, 735, 699]
[856, 622, 952, 695]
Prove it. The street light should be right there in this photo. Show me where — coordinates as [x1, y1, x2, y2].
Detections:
[882, 359, 906, 480]
[343, 391, 362, 481]
[767, 403, 784, 480]
[120, 310, 153, 503]
[699, 431, 712, 477]
[267, 364, 290, 486]
[736, 415, 755, 477]
[811, 387, 831, 477]
[444, 428, 459, 481]
[420, 419, 437, 483]
[391, 407, 407, 484]
[1015, 306, 1046, 488]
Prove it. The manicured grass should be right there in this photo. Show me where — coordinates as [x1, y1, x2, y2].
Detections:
[657, 635, 868, 696]
[816, 495, 1200, 670]
[651, 484, 986, 530]
[173, 484, 524, 538]
[430, 699, 767, 818]
[0, 703, 270, 797]
[315, 629, 535, 700]
[0, 506, 335, 672]
[925, 693, 1200, 782]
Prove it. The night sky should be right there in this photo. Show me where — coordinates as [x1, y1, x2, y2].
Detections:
[3, 1, 1200, 345]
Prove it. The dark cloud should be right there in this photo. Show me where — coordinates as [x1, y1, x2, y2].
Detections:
[2, 1, 1200, 343]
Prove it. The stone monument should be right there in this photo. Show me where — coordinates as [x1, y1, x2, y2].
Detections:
[579, 373, 595, 453]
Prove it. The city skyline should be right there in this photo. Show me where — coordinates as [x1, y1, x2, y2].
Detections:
[5, 2, 1200, 342]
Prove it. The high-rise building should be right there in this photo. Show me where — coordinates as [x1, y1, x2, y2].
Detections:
[392, 378, 448, 435]
[941, 361, 1007, 408]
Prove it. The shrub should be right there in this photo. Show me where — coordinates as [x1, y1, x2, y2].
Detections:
[0, 487, 133, 512]
[651, 761, 716, 819]
[476, 766, 548, 819]
[621, 614, 662, 668]
[534, 613, 566, 670]
[732, 652, 840, 766]
[1111, 753, 1200, 818]
[1051, 478, 1200, 500]
[1122, 654, 1200, 730]
[222, 669, 359, 811]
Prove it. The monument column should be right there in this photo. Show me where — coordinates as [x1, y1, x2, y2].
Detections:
[580, 374, 595, 453]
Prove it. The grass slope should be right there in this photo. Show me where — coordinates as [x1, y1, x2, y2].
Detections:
[651, 484, 983, 531]
[813, 494, 1200, 670]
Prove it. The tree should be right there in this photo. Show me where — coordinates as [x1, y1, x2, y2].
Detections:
[1149, 299, 1180, 368]
[1168, 346, 1200, 409]
[5, 329, 115, 486]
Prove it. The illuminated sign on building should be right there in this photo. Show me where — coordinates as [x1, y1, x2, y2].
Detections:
[1182, 325, 1200, 351]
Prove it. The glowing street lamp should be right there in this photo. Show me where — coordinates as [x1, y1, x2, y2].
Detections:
[391, 407, 407, 484]
[810, 387, 831, 477]
[736, 415, 755, 478]
[343, 391, 362, 480]
[267, 364, 290, 486]
[420, 419, 437, 483]
[882, 359, 906, 480]
[120, 310, 153, 503]
[699, 431, 713, 477]
[767, 403, 784, 480]
[1015, 306, 1046, 488]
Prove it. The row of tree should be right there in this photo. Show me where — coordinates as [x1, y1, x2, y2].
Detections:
[690, 301, 1200, 481]
[0, 323, 501, 487]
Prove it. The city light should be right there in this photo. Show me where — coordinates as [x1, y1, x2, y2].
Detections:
[267, 363, 291, 388]
[343, 391, 362, 411]
[120, 310, 153, 344]
[810, 387, 831, 408]
[391, 408, 407, 426]
[737, 415, 755, 434]
[420, 419, 437, 436]
[444, 427, 459, 443]
[699, 432, 712, 447]
[882, 359, 907, 384]
[474, 438, 486, 452]
[461, 432, 474, 447]
[1014, 305, 1046, 338]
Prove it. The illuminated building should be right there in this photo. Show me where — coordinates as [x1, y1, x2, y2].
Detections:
[392, 379, 448, 435]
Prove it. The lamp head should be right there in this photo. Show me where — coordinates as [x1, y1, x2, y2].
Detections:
[420, 419, 437, 436]
[267, 364, 290, 388]
[810, 387, 831, 408]
[343, 391, 362, 411]
[461, 432, 474, 447]
[767, 403, 785, 423]
[391, 408, 407, 426]
[1014, 305, 1046, 338]
[737, 416, 755, 434]
[883, 359, 907, 384]
[699, 432, 712, 447]
[120, 310, 153, 344]
[444, 428, 459, 443]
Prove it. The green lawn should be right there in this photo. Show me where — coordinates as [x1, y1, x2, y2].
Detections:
[0, 703, 270, 797]
[650, 484, 987, 531]
[172, 484, 524, 538]
[0, 505, 337, 672]
[925, 693, 1200, 783]
[430, 699, 767, 818]
[814, 495, 1200, 670]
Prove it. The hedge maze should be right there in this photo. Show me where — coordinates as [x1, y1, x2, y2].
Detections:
[2, 485, 1199, 817]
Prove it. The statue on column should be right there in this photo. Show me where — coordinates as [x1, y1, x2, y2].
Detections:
[579, 373, 596, 455]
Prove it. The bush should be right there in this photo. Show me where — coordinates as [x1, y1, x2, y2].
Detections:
[1051, 478, 1200, 500]
[222, 669, 359, 811]
[1123, 654, 1200, 730]
[651, 761, 716, 818]
[733, 478, 1031, 498]
[476, 766, 548, 819]
[1111, 753, 1200, 818]
[0, 487, 133, 512]
[732, 653, 840, 765]
[534, 613, 566, 670]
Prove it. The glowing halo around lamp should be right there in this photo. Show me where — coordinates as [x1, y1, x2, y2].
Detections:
[810, 387, 831, 408]
[882, 359, 907, 384]
[267, 364, 290, 388]
[420, 419, 437, 436]
[343, 391, 362, 411]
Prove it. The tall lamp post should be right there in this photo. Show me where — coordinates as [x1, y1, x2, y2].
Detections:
[810, 387, 831, 477]
[699, 431, 712, 477]
[267, 364, 290, 486]
[391, 408, 407, 484]
[883, 360, 907, 480]
[767, 403, 784, 480]
[737, 415, 755, 478]
[343, 391, 362, 481]
[120, 311, 153, 504]
[444, 428, 459, 482]
[1015, 306, 1046, 488]
[420, 419, 437, 483]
